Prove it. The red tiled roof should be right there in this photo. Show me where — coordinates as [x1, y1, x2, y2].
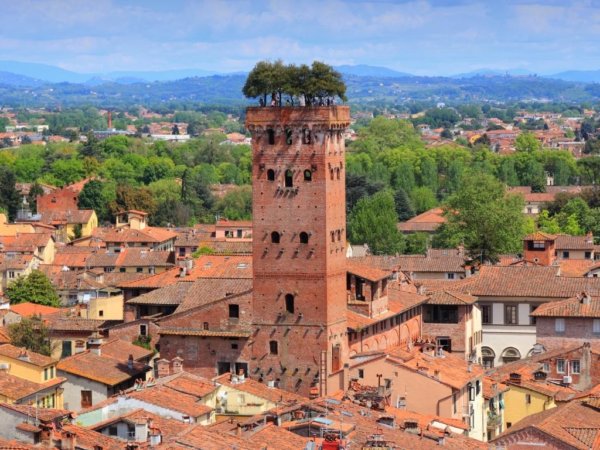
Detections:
[386, 344, 483, 390]
[213, 373, 306, 405]
[426, 290, 478, 305]
[531, 293, 600, 318]
[0, 372, 65, 401]
[347, 261, 391, 281]
[57, 350, 149, 386]
[0, 343, 55, 366]
[555, 234, 595, 250]
[492, 399, 600, 449]
[9, 302, 61, 317]
[524, 231, 556, 241]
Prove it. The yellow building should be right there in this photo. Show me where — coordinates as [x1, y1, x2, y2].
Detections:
[0, 214, 35, 235]
[501, 373, 573, 429]
[0, 343, 64, 408]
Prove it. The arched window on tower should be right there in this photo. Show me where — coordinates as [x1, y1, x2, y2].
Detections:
[271, 231, 281, 244]
[285, 294, 295, 313]
[336, 168, 341, 180]
[304, 170, 312, 182]
[299, 232, 309, 244]
[303, 128, 311, 144]
[269, 340, 279, 355]
[267, 169, 275, 181]
[330, 169, 334, 180]
[267, 129, 275, 145]
[285, 170, 294, 188]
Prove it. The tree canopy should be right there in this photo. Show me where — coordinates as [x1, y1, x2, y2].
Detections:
[348, 190, 405, 255]
[5, 270, 60, 307]
[8, 317, 55, 356]
[243, 60, 347, 106]
[434, 173, 526, 263]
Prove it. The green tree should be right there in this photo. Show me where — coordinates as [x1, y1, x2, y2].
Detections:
[515, 132, 541, 153]
[5, 270, 60, 307]
[405, 232, 429, 255]
[394, 188, 415, 221]
[348, 190, 405, 255]
[0, 167, 21, 221]
[410, 187, 437, 214]
[8, 317, 55, 356]
[443, 173, 526, 263]
[27, 182, 44, 213]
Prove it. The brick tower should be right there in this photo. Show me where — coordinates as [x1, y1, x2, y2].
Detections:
[246, 106, 350, 396]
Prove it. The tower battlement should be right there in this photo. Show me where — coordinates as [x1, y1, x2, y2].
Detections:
[245, 106, 350, 129]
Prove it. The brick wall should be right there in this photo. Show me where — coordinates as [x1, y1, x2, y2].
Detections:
[537, 317, 600, 343]
[37, 188, 79, 213]
[247, 106, 351, 397]
[422, 305, 469, 355]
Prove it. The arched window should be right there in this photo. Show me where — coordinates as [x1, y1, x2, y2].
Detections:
[267, 169, 275, 181]
[285, 294, 295, 313]
[304, 170, 312, 182]
[271, 231, 280, 244]
[299, 232, 309, 244]
[330, 169, 334, 180]
[285, 128, 293, 145]
[501, 347, 521, 364]
[482, 347, 495, 369]
[336, 168, 341, 180]
[285, 170, 293, 188]
[336, 230, 341, 241]
[267, 129, 275, 145]
[303, 128, 311, 144]
[269, 340, 278, 355]
[331, 231, 335, 243]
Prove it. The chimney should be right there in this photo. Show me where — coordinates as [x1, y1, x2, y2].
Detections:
[156, 359, 170, 378]
[577, 342, 592, 390]
[17, 349, 31, 362]
[134, 420, 148, 443]
[128, 354, 134, 370]
[87, 332, 103, 356]
[62, 431, 77, 450]
[172, 356, 183, 374]
[149, 428, 162, 447]
[580, 292, 591, 305]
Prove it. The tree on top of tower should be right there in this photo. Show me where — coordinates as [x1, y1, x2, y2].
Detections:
[243, 60, 347, 107]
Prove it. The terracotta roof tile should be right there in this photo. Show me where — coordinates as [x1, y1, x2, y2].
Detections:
[0, 403, 71, 422]
[57, 350, 150, 386]
[426, 290, 478, 305]
[61, 424, 124, 450]
[555, 234, 595, 250]
[9, 302, 61, 317]
[95, 337, 153, 362]
[386, 344, 483, 390]
[492, 399, 600, 449]
[531, 293, 600, 318]
[93, 226, 177, 244]
[127, 384, 213, 418]
[482, 376, 509, 400]
[0, 372, 65, 400]
[347, 261, 391, 281]
[0, 343, 55, 366]
[213, 373, 306, 405]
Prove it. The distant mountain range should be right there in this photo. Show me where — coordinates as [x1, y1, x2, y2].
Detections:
[1, 60, 600, 85]
[1, 60, 600, 108]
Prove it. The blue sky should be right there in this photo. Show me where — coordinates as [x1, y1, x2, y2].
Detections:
[2, 0, 600, 75]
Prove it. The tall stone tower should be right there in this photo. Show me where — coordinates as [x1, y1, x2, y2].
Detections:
[246, 106, 350, 396]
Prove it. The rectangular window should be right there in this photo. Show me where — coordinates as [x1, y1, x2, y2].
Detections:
[139, 324, 148, 336]
[557, 359, 565, 373]
[530, 305, 537, 325]
[452, 392, 458, 414]
[481, 305, 492, 324]
[525, 394, 531, 404]
[358, 369, 364, 379]
[119, 268, 126, 273]
[81, 390, 92, 409]
[555, 318, 565, 333]
[424, 305, 459, 324]
[136, 267, 143, 273]
[505, 305, 518, 325]
[8, 271, 15, 279]
[532, 240, 544, 249]
[269, 340, 278, 355]
[228, 304, 240, 319]
[562, 251, 570, 259]
[585, 251, 592, 259]
[178, 247, 186, 257]
[44, 368, 48, 381]
[447, 273, 455, 280]
[543, 362, 550, 372]
[593, 319, 600, 334]
[570, 360, 580, 374]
